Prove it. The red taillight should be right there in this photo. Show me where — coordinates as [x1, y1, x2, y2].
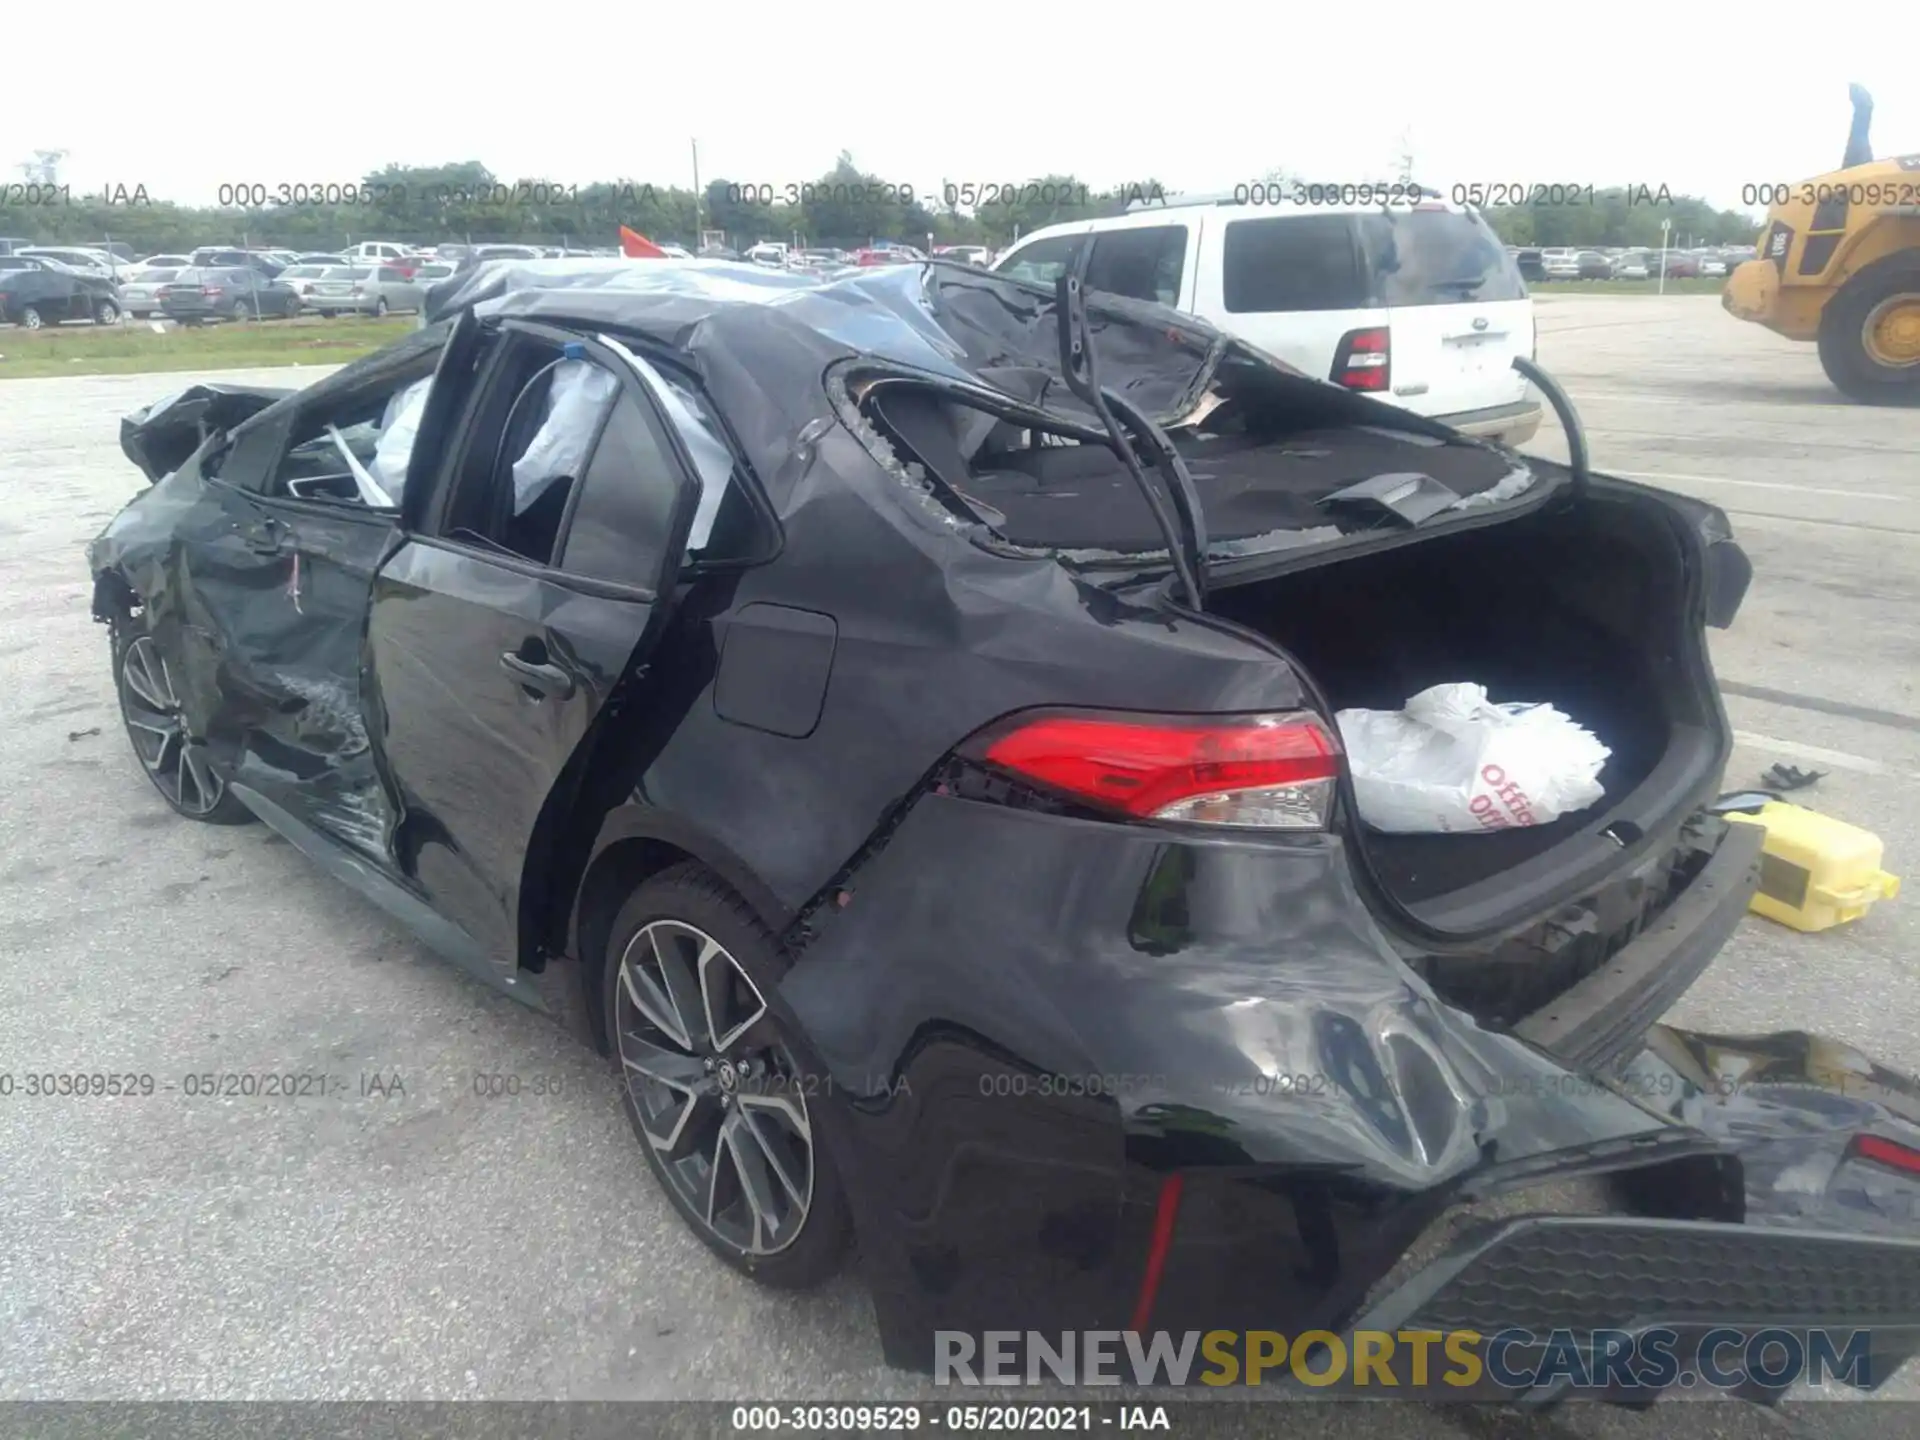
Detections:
[974, 710, 1342, 829]
[1332, 326, 1390, 391]
[201, 287, 223, 297]
[1854, 1135, 1920, 1175]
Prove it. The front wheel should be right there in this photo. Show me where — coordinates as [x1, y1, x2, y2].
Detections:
[1818, 266, 1920, 404]
[112, 620, 254, 825]
[604, 864, 850, 1288]
[93, 299, 121, 325]
[19, 306, 44, 330]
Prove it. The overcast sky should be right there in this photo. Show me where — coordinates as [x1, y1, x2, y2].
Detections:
[4, 11, 1913, 215]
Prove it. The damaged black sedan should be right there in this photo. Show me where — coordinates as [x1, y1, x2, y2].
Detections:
[89, 257, 1920, 1393]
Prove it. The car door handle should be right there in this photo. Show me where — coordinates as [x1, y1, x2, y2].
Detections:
[242, 519, 287, 554]
[499, 652, 575, 699]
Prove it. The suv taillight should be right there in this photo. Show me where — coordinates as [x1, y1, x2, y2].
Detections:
[966, 710, 1342, 830]
[1332, 326, 1390, 392]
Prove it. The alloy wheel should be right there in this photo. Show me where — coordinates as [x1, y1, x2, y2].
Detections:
[613, 919, 814, 1256]
[119, 634, 226, 816]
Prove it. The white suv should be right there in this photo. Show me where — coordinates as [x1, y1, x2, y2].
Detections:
[345, 241, 417, 266]
[993, 196, 1541, 444]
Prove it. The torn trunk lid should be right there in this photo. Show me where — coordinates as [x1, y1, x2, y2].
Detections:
[120, 384, 292, 484]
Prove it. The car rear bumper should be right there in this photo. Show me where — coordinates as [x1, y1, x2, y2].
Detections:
[767, 787, 1781, 1370]
[1343, 1213, 1920, 1396]
[1436, 398, 1543, 445]
[1512, 817, 1762, 1071]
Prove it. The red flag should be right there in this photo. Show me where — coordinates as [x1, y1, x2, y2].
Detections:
[620, 225, 667, 258]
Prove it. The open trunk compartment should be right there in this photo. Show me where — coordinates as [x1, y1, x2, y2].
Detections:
[1209, 486, 1727, 934]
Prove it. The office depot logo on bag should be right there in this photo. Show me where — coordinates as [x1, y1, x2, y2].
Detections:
[1469, 762, 1539, 830]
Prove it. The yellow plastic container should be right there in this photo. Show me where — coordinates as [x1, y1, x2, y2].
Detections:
[1723, 801, 1900, 932]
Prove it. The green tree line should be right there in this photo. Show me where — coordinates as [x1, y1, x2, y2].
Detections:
[4, 156, 1758, 256]
[1477, 186, 1759, 247]
[5, 156, 1163, 254]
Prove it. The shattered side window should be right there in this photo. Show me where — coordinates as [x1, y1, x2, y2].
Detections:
[994, 234, 1085, 288]
[613, 349, 745, 556]
[555, 392, 684, 590]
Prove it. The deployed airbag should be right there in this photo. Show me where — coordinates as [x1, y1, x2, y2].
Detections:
[512, 361, 619, 514]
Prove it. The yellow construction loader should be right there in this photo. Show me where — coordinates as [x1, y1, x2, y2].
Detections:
[1724, 85, 1920, 403]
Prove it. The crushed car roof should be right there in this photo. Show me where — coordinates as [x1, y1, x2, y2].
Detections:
[424, 256, 1233, 418]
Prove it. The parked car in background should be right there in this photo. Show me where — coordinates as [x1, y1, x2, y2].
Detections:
[190, 248, 287, 278]
[119, 266, 186, 318]
[19, 246, 122, 280]
[158, 267, 302, 323]
[745, 243, 790, 267]
[344, 241, 417, 268]
[1538, 247, 1582, 280]
[303, 265, 426, 317]
[1610, 251, 1651, 280]
[1653, 251, 1701, 279]
[1576, 250, 1613, 280]
[1696, 253, 1728, 278]
[1513, 247, 1546, 282]
[0, 254, 123, 327]
[992, 193, 1542, 444]
[471, 245, 543, 262]
[934, 245, 993, 266]
[297, 253, 350, 266]
[139, 253, 194, 269]
[408, 262, 457, 285]
[698, 244, 742, 261]
[276, 264, 336, 301]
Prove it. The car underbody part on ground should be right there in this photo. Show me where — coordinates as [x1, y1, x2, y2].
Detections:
[86, 257, 1920, 1394]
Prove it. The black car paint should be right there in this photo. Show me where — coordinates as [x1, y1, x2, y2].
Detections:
[88, 260, 1920, 1383]
[0, 258, 119, 324]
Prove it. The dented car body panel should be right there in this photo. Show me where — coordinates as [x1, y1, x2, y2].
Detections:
[88, 260, 1920, 1384]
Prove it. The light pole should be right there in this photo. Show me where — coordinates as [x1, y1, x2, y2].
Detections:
[691, 139, 703, 249]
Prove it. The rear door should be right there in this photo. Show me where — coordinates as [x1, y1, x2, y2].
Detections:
[1190, 211, 1379, 380]
[1356, 205, 1533, 423]
[365, 321, 702, 978]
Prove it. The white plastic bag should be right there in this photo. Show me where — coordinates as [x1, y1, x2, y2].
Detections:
[1335, 683, 1610, 835]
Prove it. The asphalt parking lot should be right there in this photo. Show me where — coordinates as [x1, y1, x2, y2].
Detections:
[2, 295, 1917, 1436]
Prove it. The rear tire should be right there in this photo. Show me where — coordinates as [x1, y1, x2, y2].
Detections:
[19, 306, 44, 330]
[603, 863, 850, 1289]
[1818, 266, 1920, 405]
[93, 299, 121, 325]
